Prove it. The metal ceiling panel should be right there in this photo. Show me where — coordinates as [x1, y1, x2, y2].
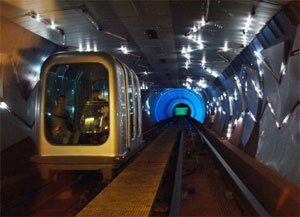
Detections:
[0, 0, 289, 88]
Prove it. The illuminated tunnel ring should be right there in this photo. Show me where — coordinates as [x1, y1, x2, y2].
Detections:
[149, 88, 206, 123]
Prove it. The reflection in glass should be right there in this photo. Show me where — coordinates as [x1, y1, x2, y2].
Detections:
[45, 63, 109, 145]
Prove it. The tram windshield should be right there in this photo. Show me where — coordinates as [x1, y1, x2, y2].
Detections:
[44, 63, 109, 145]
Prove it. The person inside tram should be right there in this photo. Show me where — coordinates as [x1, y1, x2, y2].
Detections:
[80, 89, 109, 143]
[51, 95, 73, 144]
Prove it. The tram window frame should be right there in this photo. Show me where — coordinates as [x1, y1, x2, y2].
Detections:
[133, 73, 141, 137]
[115, 63, 127, 149]
[127, 70, 136, 140]
[44, 62, 110, 146]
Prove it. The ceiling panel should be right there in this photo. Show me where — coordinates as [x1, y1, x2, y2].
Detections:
[0, 0, 289, 89]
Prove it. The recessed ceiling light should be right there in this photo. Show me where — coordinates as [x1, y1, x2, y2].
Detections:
[223, 41, 228, 52]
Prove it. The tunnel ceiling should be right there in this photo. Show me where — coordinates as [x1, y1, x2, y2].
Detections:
[0, 0, 290, 89]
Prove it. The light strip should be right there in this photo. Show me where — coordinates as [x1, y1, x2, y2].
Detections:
[265, 101, 298, 129]
[250, 80, 263, 99]
[247, 110, 257, 122]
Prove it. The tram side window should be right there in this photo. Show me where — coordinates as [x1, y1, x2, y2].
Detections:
[127, 70, 135, 139]
[44, 63, 109, 145]
[133, 74, 139, 136]
[133, 75, 141, 136]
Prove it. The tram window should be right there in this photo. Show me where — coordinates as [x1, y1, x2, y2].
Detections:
[44, 63, 109, 145]
[133, 74, 140, 136]
[127, 70, 135, 139]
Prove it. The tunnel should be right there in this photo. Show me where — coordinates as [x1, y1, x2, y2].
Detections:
[0, 0, 299, 216]
[148, 88, 206, 123]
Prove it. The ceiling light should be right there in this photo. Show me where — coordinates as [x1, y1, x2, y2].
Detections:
[50, 21, 56, 29]
[246, 15, 252, 29]
[211, 70, 219, 78]
[206, 68, 218, 77]
[0, 101, 9, 110]
[184, 53, 190, 60]
[199, 43, 204, 50]
[244, 15, 253, 34]
[185, 61, 190, 69]
[141, 81, 148, 90]
[242, 34, 247, 47]
[197, 78, 207, 88]
[241, 14, 254, 47]
[79, 43, 83, 52]
[120, 45, 128, 54]
[93, 44, 98, 52]
[193, 25, 197, 33]
[187, 46, 192, 53]
[36, 13, 41, 22]
[202, 56, 206, 65]
[197, 35, 202, 44]
[186, 77, 192, 83]
[201, 17, 206, 26]
[86, 42, 91, 51]
[223, 41, 228, 52]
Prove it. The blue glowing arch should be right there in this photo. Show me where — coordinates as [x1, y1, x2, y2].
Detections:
[149, 88, 206, 123]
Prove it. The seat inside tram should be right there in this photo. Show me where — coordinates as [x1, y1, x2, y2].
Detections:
[44, 63, 109, 145]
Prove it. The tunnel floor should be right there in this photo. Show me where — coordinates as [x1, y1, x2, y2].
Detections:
[1, 120, 299, 216]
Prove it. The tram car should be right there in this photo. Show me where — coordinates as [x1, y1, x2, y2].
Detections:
[33, 52, 142, 179]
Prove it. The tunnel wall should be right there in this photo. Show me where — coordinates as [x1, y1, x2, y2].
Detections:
[203, 3, 300, 185]
[0, 17, 62, 151]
